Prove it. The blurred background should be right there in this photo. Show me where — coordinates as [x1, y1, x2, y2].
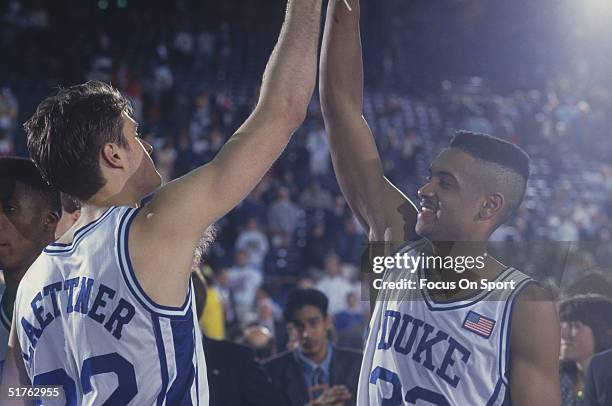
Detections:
[2, 0, 612, 356]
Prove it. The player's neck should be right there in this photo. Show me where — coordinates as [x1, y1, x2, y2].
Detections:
[307, 342, 329, 365]
[89, 182, 143, 209]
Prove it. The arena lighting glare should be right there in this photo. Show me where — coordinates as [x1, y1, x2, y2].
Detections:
[584, 0, 612, 15]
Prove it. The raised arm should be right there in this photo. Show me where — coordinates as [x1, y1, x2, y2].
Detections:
[131, 0, 323, 306]
[319, 0, 418, 242]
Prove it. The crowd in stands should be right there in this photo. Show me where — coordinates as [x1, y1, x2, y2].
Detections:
[2, 0, 612, 362]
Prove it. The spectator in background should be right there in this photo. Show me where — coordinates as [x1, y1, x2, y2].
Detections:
[268, 187, 301, 243]
[400, 130, 422, 174]
[191, 272, 280, 406]
[315, 253, 353, 316]
[197, 265, 226, 340]
[302, 223, 329, 270]
[235, 188, 268, 227]
[253, 287, 287, 351]
[242, 325, 276, 362]
[55, 193, 81, 239]
[584, 348, 612, 406]
[154, 135, 177, 183]
[306, 121, 330, 177]
[0, 88, 17, 150]
[215, 267, 237, 331]
[264, 288, 361, 406]
[227, 249, 263, 324]
[299, 179, 334, 211]
[0, 130, 13, 156]
[335, 217, 364, 265]
[333, 292, 366, 349]
[235, 217, 269, 270]
[558, 295, 612, 406]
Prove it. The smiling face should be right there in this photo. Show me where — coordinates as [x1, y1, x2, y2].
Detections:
[0, 180, 57, 272]
[415, 148, 488, 242]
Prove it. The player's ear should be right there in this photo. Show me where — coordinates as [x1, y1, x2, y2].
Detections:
[101, 142, 126, 169]
[43, 210, 60, 233]
[478, 193, 504, 221]
[71, 209, 81, 223]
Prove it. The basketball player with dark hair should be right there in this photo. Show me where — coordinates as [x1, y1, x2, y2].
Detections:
[0, 157, 60, 378]
[3, 0, 324, 403]
[320, 1, 560, 404]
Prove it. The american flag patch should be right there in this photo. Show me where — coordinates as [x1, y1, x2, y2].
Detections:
[462, 311, 495, 338]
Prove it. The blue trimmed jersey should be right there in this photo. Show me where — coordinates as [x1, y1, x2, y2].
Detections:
[0, 284, 10, 379]
[357, 240, 534, 406]
[14, 206, 209, 405]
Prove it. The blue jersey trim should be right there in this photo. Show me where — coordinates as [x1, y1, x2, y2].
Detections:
[117, 207, 192, 318]
[152, 315, 170, 406]
[0, 302, 11, 331]
[44, 207, 117, 254]
[419, 266, 515, 311]
[498, 276, 535, 386]
[485, 378, 505, 406]
[165, 309, 195, 405]
[194, 343, 200, 406]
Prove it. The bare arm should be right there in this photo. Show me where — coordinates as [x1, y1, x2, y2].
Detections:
[130, 0, 323, 306]
[509, 285, 561, 405]
[2, 311, 33, 406]
[319, 0, 418, 242]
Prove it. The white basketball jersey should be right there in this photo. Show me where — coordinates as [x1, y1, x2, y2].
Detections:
[0, 284, 10, 379]
[14, 206, 209, 405]
[357, 240, 534, 406]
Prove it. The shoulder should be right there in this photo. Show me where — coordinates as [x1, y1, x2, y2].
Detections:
[590, 348, 612, 372]
[332, 346, 363, 360]
[17, 254, 55, 296]
[512, 282, 557, 326]
[511, 282, 559, 352]
[332, 346, 363, 368]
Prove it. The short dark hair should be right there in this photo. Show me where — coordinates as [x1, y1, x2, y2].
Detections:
[24, 81, 132, 200]
[450, 131, 530, 222]
[60, 193, 81, 214]
[0, 156, 61, 213]
[450, 131, 530, 180]
[283, 288, 328, 323]
[558, 294, 612, 353]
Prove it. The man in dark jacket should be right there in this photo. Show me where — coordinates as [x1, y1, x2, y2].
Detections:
[264, 288, 362, 406]
[192, 270, 282, 406]
[584, 348, 612, 406]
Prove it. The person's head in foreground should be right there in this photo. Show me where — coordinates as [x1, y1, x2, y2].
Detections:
[284, 288, 331, 363]
[24, 80, 161, 206]
[416, 131, 530, 242]
[0, 157, 61, 274]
